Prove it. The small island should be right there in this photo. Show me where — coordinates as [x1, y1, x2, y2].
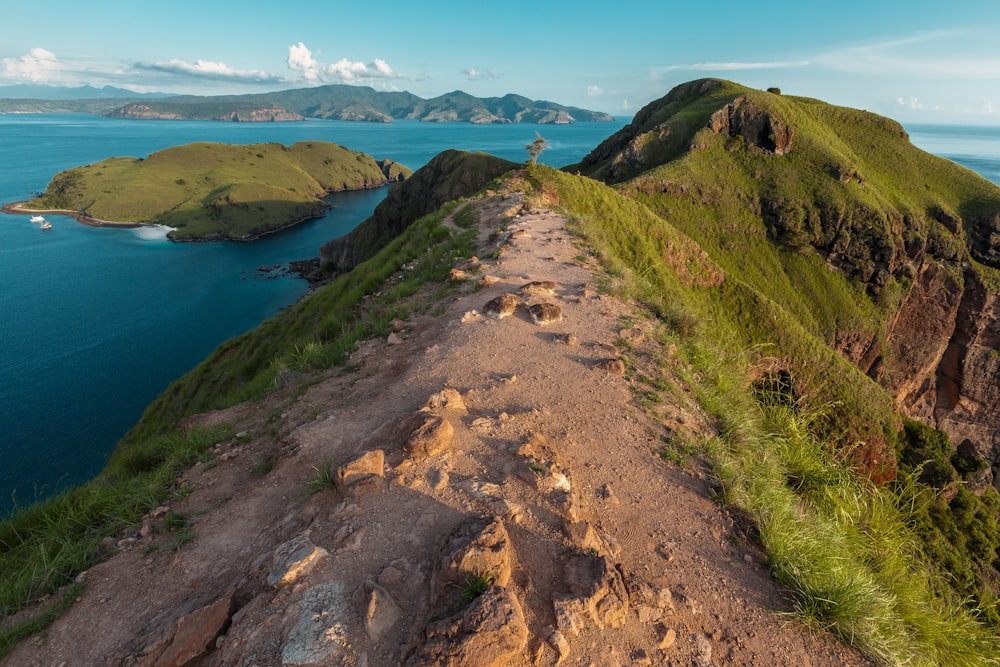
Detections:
[4, 141, 411, 241]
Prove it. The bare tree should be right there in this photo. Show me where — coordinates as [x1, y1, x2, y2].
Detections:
[525, 132, 549, 165]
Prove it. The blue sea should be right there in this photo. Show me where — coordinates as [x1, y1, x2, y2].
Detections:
[1, 115, 998, 516]
[0, 114, 626, 515]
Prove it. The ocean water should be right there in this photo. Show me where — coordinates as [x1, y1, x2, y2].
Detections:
[1, 115, 998, 516]
[0, 114, 627, 514]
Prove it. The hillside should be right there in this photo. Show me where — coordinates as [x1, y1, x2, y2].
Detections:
[0, 85, 615, 124]
[11, 141, 411, 240]
[4, 81, 1000, 665]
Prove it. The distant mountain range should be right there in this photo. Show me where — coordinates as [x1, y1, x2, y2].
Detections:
[0, 84, 172, 100]
[0, 84, 615, 124]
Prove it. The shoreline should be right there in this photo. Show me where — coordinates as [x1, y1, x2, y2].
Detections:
[1, 201, 332, 242]
[2, 201, 143, 229]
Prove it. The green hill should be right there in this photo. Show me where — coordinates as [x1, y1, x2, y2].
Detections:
[5, 80, 1000, 663]
[24, 141, 411, 240]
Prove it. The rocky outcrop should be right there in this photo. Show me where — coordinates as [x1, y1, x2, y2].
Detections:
[214, 108, 305, 122]
[108, 103, 184, 120]
[319, 150, 518, 272]
[707, 95, 794, 155]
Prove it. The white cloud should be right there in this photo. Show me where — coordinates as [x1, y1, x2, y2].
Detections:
[652, 60, 810, 77]
[587, 85, 603, 97]
[462, 66, 500, 80]
[621, 98, 630, 110]
[1, 48, 65, 83]
[897, 96, 924, 110]
[818, 30, 1000, 79]
[286, 42, 399, 84]
[138, 58, 282, 83]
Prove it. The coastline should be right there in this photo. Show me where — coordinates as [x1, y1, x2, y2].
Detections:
[2, 201, 143, 229]
[1, 200, 331, 242]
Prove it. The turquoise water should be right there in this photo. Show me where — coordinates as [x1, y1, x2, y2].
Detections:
[1, 115, 997, 516]
[0, 114, 626, 514]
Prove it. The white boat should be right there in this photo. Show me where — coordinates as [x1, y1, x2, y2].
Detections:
[30, 215, 45, 223]
[40, 221, 52, 230]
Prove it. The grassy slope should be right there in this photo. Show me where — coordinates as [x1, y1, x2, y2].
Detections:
[27, 141, 410, 240]
[525, 164, 999, 664]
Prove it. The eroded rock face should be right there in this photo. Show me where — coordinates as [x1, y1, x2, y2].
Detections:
[708, 96, 794, 155]
[553, 555, 630, 633]
[405, 586, 528, 667]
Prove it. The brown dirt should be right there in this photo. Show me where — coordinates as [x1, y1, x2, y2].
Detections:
[4, 191, 872, 666]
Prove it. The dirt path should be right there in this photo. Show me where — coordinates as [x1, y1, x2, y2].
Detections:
[5, 192, 871, 666]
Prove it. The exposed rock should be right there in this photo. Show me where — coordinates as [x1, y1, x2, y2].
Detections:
[518, 280, 557, 296]
[441, 517, 514, 592]
[267, 535, 329, 588]
[528, 302, 562, 325]
[425, 388, 467, 413]
[364, 581, 403, 642]
[547, 629, 571, 664]
[658, 626, 678, 649]
[140, 591, 235, 667]
[404, 411, 455, 461]
[483, 293, 522, 319]
[553, 555, 630, 631]
[281, 582, 352, 666]
[405, 586, 528, 667]
[708, 95, 794, 155]
[337, 449, 385, 494]
[594, 358, 626, 375]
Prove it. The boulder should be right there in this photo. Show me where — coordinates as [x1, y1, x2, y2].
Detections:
[405, 586, 528, 667]
[404, 411, 455, 461]
[553, 556, 630, 631]
[267, 535, 329, 588]
[140, 591, 235, 667]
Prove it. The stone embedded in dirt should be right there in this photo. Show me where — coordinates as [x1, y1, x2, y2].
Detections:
[547, 629, 571, 664]
[140, 590, 234, 667]
[519, 280, 557, 296]
[267, 535, 329, 588]
[483, 293, 522, 319]
[364, 581, 403, 642]
[555, 332, 578, 346]
[554, 555, 630, 631]
[477, 275, 499, 289]
[593, 358, 626, 375]
[392, 318, 406, 332]
[337, 449, 385, 493]
[424, 388, 467, 413]
[565, 521, 603, 553]
[658, 626, 678, 649]
[387, 332, 404, 345]
[443, 516, 514, 590]
[693, 632, 714, 666]
[528, 302, 562, 325]
[281, 582, 351, 666]
[403, 410, 455, 461]
[405, 586, 528, 667]
[449, 268, 470, 282]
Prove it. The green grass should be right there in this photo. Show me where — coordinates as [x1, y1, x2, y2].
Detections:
[0, 425, 230, 657]
[304, 463, 338, 497]
[522, 163, 1000, 663]
[25, 141, 411, 240]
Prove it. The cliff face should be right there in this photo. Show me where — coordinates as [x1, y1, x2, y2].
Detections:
[574, 78, 1000, 485]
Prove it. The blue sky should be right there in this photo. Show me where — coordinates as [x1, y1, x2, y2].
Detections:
[3, 0, 1000, 124]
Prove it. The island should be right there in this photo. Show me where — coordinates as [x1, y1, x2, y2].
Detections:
[0, 85, 616, 124]
[3, 141, 411, 241]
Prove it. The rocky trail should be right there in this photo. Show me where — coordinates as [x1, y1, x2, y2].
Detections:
[5, 191, 871, 666]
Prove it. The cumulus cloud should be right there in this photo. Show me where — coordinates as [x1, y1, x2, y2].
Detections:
[462, 66, 500, 80]
[286, 42, 399, 84]
[1, 48, 66, 83]
[587, 85, 603, 97]
[136, 58, 282, 83]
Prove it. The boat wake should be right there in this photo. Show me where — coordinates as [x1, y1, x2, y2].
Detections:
[132, 225, 175, 241]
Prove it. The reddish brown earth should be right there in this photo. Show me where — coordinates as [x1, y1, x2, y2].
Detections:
[4, 193, 871, 666]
